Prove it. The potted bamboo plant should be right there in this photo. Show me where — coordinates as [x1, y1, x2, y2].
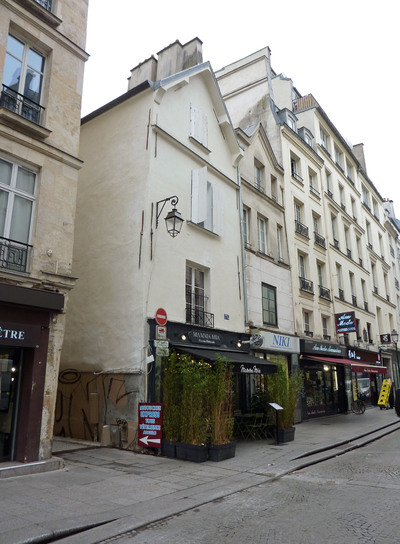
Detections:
[161, 351, 182, 458]
[207, 356, 236, 461]
[266, 364, 303, 442]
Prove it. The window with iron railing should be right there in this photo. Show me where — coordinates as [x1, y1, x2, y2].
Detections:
[319, 285, 331, 300]
[314, 231, 326, 248]
[0, 237, 32, 273]
[299, 277, 314, 294]
[1, 35, 45, 125]
[295, 220, 309, 238]
[338, 288, 344, 301]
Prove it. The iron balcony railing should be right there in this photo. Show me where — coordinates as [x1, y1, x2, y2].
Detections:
[295, 220, 309, 238]
[0, 237, 31, 273]
[1, 84, 44, 125]
[34, 0, 53, 10]
[338, 288, 344, 301]
[352, 295, 357, 307]
[314, 231, 326, 248]
[185, 305, 214, 328]
[299, 276, 314, 294]
[319, 285, 331, 300]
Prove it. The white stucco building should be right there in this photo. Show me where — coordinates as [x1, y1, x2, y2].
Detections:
[58, 40, 280, 447]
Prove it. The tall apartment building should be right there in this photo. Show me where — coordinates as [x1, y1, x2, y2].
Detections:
[217, 48, 400, 419]
[0, 0, 88, 462]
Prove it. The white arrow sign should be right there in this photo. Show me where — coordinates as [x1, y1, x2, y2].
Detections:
[139, 435, 161, 446]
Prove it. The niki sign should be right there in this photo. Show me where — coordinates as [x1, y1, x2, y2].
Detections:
[335, 311, 356, 334]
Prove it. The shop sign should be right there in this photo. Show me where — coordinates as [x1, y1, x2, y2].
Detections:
[188, 330, 222, 346]
[347, 348, 381, 365]
[238, 363, 262, 374]
[335, 311, 356, 333]
[0, 322, 41, 347]
[138, 403, 162, 448]
[257, 331, 300, 353]
[380, 333, 391, 344]
[301, 339, 345, 356]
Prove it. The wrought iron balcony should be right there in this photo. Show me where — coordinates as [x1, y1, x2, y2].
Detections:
[347, 248, 352, 259]
[1, 85, 44, 124]
[295, 220, 309, 238]
[352, 295, 357, 307]
[299, 276, 314, 294]
[0, 237, 31, 273]
[338, 288, 344, 301]
[185, 305, 214, 328]
[314, 232, 326, 248]
[319, 285, 331, 300]
[364, 300, 369, 311]
[291, 171, 303, 184]
[304, 330, 313, 337]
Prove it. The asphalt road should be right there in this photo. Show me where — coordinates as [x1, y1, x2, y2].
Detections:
[99, 430, 400, 543]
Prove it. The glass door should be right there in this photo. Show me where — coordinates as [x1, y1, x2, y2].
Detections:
[0, 349, 21, 461]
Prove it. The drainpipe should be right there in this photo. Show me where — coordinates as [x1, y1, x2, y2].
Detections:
[237, 164, 249, 326]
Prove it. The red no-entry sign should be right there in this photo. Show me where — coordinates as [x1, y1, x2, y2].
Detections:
[155, 308, 167, 326]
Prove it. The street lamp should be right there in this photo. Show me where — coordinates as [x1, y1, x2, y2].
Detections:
[155, 195, 184, 238]
[391, 329, 400, 388]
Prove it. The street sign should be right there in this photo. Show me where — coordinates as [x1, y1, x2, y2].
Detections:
[155, 308, 167, 326]
[138, 403, 162, 448]
[156, 325, 167, 340]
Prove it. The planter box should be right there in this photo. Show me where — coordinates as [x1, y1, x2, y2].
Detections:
[274, 427, 295, 443]
[161, 440, 177, 458]
[208, 441, 236, 462]
[175, 442, 208, 463]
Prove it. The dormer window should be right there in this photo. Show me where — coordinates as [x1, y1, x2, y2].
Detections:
[298, 127, 313, 147]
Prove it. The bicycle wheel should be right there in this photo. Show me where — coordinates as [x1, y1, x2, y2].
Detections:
[351, 400, 362, 414]
[359, 401, 366, 414]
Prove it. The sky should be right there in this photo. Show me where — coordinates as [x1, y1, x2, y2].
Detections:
[81, 0, 400, 217]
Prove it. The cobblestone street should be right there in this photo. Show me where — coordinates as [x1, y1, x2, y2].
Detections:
[103, 430, 400, 544]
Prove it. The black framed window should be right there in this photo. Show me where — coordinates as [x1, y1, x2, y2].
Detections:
[262, 283, 277, 326]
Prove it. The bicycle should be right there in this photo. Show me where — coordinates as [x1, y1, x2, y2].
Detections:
[351, 392, 367, 415]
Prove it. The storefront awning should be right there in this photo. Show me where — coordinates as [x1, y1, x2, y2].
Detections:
[178, 347, 278, 375]
[305, 355, 387, 375]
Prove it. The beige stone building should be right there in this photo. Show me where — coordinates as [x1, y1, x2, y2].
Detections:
[0, 0, 88, 462]
[217, 47, 400, 418]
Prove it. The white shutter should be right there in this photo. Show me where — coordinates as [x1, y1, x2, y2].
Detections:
[212, 184, 223, 235]
[191, 167, 207, 224]
[190, 104, 208, 147]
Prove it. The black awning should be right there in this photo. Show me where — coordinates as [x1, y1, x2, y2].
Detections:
[178, 347, 277, 375]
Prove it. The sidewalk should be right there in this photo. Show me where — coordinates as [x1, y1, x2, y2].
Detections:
[1, 407, 400, 544]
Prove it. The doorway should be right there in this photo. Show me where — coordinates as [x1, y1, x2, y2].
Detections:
[0, 348, 21, 461]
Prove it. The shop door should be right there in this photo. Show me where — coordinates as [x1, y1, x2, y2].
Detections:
[0, 349, 21, 461]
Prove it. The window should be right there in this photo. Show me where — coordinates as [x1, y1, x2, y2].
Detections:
[243, 208, 250, 247]
[344, 226, 351, 257]
[351, 197, 357, 220]
[366, 221, 372, 248]
[309, 169, 319, 196]
[254, 161, 265, 193]
[0, 158, 36, 272]
[331, 215, 338, 247]
[290, 154, 302, 182]
[334, 145, 343, 169]
[277, 225, 283, 261]
[191, 167, 222, 234]
[326, 169, 332, 196]
[262, 283, 277, 326]
[271, 175, 278, 202]
[1, 35, 45, 124]
[298, 254, 306, 278]
[362, 185, 370, 209]
[257, 215, 267, 254]
[320, 128, 329, 151]
[190, 104, 208, 148]
[322, 316, 330, 339]
[294, 202, 302, 223]
[372, 199, 379, 220]
[346, 160, 353, 182]
[304, 311, 312, 336]
[186, 263, 213, 327]
[339, 185, 345, 209]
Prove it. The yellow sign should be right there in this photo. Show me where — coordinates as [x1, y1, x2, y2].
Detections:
[378, 379, 392, 407]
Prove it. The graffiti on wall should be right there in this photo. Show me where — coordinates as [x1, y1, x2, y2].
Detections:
[54, 369, 141, 449]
